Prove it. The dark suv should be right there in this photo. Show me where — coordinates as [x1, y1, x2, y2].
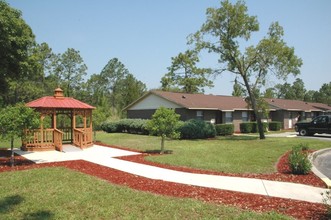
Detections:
[295, 115, 331, 136]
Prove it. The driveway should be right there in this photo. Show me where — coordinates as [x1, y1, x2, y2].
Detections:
[298, 133, 331, 141]
[313, 149, 331, 180]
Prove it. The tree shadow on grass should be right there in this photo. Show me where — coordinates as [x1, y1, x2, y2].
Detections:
[144, 149, 173, 154]
[0, 195, 24, 214]
[22, 210, 55, 220]
[221, 135, 258, 141]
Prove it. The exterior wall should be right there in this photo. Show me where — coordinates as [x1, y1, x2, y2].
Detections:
[129, 94, 181, 110]
[220, 111, 246, 132]
[127, 109, 157, 119]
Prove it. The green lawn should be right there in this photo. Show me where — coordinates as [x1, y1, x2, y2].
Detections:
[0, 167, 291, 219]
[0, 138, 21, 149]
[96, 132, 331, 174]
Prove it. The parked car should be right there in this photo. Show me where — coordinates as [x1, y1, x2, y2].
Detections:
[295, 115, 331, 136]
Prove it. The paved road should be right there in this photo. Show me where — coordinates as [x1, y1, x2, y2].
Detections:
[296, 133, 331, 141]
[313, 149, 331, 179]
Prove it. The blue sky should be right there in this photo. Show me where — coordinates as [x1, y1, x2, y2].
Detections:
[7, 0, 331, 95]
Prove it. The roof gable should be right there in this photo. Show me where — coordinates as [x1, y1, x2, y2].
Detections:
[26, 88, 95, 109]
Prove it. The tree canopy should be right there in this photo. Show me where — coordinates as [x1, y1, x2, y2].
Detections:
[189, 0, 303, 139]
[147, 107, 180, 154]
[161, 50, 213, 93]
[0, 0, 36, 105]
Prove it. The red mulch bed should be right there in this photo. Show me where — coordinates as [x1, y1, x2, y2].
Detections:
[0, 147, 329, 219]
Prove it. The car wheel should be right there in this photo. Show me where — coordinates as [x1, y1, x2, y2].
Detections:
[299, 128, 308, 136]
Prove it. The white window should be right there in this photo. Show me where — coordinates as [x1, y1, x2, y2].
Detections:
[196, 111, 203, 120]
[225, 112, 233, 124]
[242, 111, 248, 122]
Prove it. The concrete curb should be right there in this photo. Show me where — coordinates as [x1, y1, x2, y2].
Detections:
[309, 148, 331, 189]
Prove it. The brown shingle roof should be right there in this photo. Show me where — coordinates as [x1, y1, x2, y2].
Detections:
[151, 90, 250, 111]
[264, 98, 321, 112]
[125, 90, 331, 113]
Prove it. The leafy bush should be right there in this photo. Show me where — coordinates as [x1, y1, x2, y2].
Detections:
[240, 122, 254, 133]
[215, 124, 234, 136]
[251, 122, 268, 133]
[269, 121, 282, 131]
[100, 121, 119, 133]
[179, 119, 216, 139]
[288, 144, 312, 175]
[101, 119, 149, 135]
[240, 122, 268, 133]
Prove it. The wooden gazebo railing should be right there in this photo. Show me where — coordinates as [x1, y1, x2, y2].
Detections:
[23, 128, 64, 151]
[73, 128, 93, 149]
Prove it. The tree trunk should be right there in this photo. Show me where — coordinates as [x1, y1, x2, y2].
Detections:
[160, 135, 165, 154]
[242, 77, 265, 139]
[10, 137, 14, 167]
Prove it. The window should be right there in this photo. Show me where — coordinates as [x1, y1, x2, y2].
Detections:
[242, 111, 248, 122]
[196, 111, 203, 120]
[225, 112, 233, 124]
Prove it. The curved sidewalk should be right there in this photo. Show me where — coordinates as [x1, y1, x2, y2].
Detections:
[15, 145, 329, 204]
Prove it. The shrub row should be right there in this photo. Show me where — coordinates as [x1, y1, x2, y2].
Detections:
[239, 121, 282, 133]
[215, 124, 234, 136]
[101, 119, 149, 135]
[240, 122, 269, 133]
[101, 119, 233, 139]
[179, 119, 216, 139]
[268, 121, 282, 131]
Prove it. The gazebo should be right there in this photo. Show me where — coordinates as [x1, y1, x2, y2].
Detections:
[22, 88, 95, 151]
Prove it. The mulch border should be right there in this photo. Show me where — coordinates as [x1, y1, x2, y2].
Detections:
[0, 145, 329, 219]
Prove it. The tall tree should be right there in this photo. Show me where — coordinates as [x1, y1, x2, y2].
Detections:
[99, 58, 130, 108]
[263, 88, 276, 98]
[117, 73, 147, 112]
[275, 78, 306, 100]
[161, 50, 213, 93]
[52, 48, 87, 97]
[232, 78, 245, 97]
[189, 0, 302, 139]
[0, 0, 36, 105]
[315, 82, 331, 105]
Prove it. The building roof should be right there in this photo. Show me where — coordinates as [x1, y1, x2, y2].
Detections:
[125, 90, 251, 111]
[26, 88, 95, 109]
[125, 90, 331, 113]
[264, 98, 331, 112]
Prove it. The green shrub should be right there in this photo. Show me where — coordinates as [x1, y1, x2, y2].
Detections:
[101, 119, 149, 135]
[240, 122, 254, 133]
[288, 144, 312, 175]
[215, 124, 234, 136]
[240, 122, 268, 133]
[101, 121, 119, 133]
[179, 119, 216, 139]
[269, 121, 282, 131]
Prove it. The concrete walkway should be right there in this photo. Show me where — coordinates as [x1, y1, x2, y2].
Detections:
[14, 145, 329, 204]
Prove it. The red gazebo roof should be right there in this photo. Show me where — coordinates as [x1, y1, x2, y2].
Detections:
[26, 88, 95, 109]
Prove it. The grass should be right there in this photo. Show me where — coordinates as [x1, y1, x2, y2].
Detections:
[0, 138, 21, 149]
[0, 167, 291, 219]
[96, 132, 331, 174]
